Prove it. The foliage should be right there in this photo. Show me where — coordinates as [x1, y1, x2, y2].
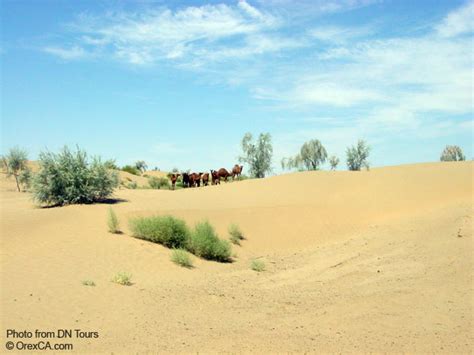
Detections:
[129, 215, 190, 249]
[2, 147, 29, 192]
[187, 220, 231, 262]
[111, 272, 132, 286]
[135, 160, 148, 173]
[32, 146, 119, 206]
[346, 140, 370, 171]
[282, 139, 328, 171]
[122, 165, 140, 176]
[107, 207, 120, 234]
[228, 223, 244, 241]
[127, 181, 138, 189]
[440, 145, 465, 161]
[104, 159, 118, 170]
[251, 259, 265, 272]
[230, 234, 241, 245]
[329, 155, 340, 170]
[238, 132, 273, 178]
[171, 249, 193, 268]
[148, 176, 170, 189]
[82, 280, 96, 286]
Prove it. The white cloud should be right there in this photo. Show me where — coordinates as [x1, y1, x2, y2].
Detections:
[47, 1, 283, 65]
[43, 45, 87, 60]
[436, 0, 474, 37]
[309, 25, 372, 43]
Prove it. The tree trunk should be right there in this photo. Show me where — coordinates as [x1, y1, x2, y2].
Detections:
[14, 174, 20, 192]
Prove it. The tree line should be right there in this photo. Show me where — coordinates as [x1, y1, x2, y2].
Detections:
[0, 138, 467, 206]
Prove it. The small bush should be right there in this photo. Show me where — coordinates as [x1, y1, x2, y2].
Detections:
[187, 220, 231, 262]
[171, 249, 193, 268]
[122, 165, 140, 176]
[230, 235, 241, 245]
[228, 223, 244, 240]
[127, 181, 138, 189]
[111, 272, 132, 286]
[149, 176, 170, 190]
[129, 215, 190, 248]
[107, 208, 120, 234]
[251, 259, 265, 272]
[82, 280, 96, 286]
[32, 146, 119, 206]
[104, 159, 118, 170]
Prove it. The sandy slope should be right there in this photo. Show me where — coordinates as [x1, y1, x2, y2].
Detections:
[0, 162, 472, 353]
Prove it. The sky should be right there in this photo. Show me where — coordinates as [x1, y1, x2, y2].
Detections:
[1, 0, 473, 172]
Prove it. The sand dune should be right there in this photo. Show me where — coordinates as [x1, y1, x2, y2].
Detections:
[0, 162, 472, 353]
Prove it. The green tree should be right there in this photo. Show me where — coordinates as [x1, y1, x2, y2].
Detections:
[282, 139, 328, 171]
[135, 160, 148, 173]
[238, 132, 273, 178]
[329, 155, 340, 170]
[2, 147, 30, 192]
[440, 145, 465, 161]
[346, 140, 370, 171]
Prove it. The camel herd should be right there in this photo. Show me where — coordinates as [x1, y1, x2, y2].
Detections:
[169, 164, 243, 190]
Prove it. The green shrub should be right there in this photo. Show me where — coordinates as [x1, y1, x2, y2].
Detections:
[171, 249, 193, 268]
[127, 181, 138, 189]
[104, 159, 118, 170]
[122, 165, 140, 175]
[251, 259, 265, 272]
[82, 280, 96, 286]
[187, 220, 231, 262]
[228, 223, 244, 240]
[149, 176, 170, 190]
[111, 272, 132, 286]
[107, 207, 120, 234]
[129, 215, 190, 248]
[18, 168, 32, 191]
[230, 235, 240, 245]
[32, 146, 119, 206]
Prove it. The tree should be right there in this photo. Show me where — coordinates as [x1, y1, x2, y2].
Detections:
[238, 132, 273, 178]
[282, 139, 327, 171]
[329, 155, 339, 170]
[2, 147, 30, 192]
[346, 140, 370, 171]
[135, 160, 148, 173]
[440, 145, 465, 161]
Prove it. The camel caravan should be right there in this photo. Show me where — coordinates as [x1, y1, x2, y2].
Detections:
[169, 164, 243, 190]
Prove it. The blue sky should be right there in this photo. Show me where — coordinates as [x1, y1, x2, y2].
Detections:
[1, 0, 472, 172]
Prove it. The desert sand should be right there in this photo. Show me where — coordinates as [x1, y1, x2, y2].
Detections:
[0, 162, 472, 353]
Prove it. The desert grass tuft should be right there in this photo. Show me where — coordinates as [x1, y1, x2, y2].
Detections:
[187, 220, 231, 262]
[107, 207, 120, 234]
[111, 272, 132, 286]
[228, 223, 244, 240]
[171, 249, 193, 268]
[81, 280, 96, 286]
[251, 259, 265, 272]
[129, 215, 190, 248]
